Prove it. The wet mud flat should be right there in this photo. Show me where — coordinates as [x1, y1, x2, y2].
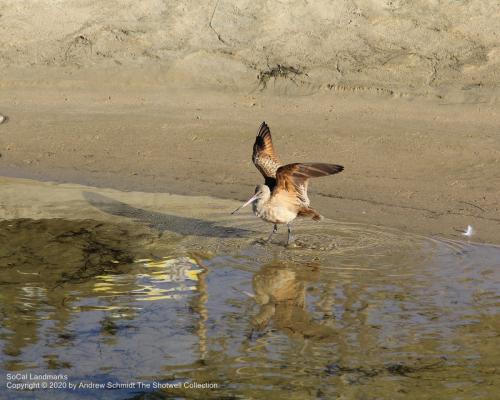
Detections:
[0, 177, 499, 399]
[0, 86, 499, 245]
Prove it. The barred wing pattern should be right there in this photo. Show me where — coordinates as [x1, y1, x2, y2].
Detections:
[275, 163, 344, 206]
[252, 122, 282, 185]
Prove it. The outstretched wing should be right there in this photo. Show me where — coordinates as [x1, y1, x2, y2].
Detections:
[252, 122, 282, 186]
[274, 163, 344, 206]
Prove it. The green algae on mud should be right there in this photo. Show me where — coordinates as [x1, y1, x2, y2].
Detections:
[0, 218, 183, 286]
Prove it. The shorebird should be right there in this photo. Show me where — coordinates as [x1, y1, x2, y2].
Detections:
[232, 122, 344, 245]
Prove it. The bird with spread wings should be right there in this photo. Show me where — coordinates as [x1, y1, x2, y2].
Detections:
[232, 122, 344, 245]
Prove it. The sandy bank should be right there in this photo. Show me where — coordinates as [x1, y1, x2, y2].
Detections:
[0, 0, 499, 244]
[0, 86, 498, 244]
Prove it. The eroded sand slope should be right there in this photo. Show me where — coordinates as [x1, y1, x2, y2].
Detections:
[1, 0, 499, 101]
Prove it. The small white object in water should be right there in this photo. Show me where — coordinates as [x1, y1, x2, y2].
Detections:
[462, 225, 474, 237]
[0, 115, 5, 124]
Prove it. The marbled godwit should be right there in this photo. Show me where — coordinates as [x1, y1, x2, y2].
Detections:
[232, 122, 344, 245]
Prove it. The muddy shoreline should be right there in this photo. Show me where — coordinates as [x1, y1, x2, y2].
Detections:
[0, 85, 499, 244]
[1, 175, 499, 400]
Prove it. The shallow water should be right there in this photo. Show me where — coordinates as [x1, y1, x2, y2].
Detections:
[0, 214, 499, 399]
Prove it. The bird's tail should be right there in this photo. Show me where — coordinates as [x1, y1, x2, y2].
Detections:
[298, 207, 323, 221]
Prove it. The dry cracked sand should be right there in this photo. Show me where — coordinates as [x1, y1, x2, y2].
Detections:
[0, 0, 499, 244]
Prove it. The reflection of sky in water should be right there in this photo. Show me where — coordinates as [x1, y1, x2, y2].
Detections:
[69, 257, 206, 377]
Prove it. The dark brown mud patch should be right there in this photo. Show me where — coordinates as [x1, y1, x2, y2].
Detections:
[0, 218, 178, 286]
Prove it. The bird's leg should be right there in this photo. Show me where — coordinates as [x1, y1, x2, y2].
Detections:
[266, 224, 278, 242]
[287, 224, 294, 245]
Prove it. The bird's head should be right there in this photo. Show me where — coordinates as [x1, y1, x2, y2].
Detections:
[231, 185, 270, 215]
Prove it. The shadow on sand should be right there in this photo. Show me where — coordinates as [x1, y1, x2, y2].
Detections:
[83, 191, 253, 238]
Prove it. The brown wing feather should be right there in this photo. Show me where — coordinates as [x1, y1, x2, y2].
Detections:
[297, 207, 323, 221]
[252, 122, 282, 180]
[274, 163, 344, 205]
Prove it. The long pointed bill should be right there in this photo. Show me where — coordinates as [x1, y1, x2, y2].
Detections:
[231, 193, 259, 215]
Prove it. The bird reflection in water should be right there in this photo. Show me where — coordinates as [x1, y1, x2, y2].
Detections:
[250, 262, 336, 341]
